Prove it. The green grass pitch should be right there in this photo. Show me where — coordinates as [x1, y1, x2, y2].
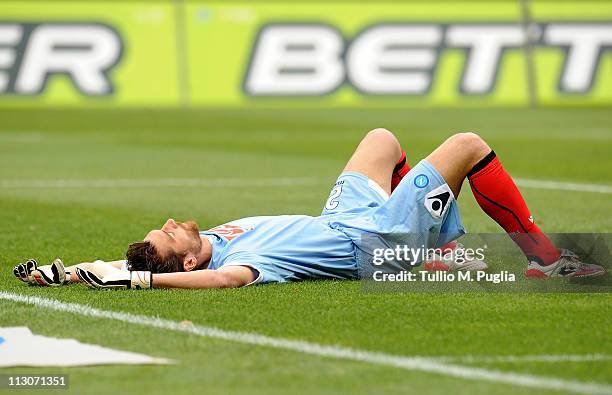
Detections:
[0, 108, 610, 394]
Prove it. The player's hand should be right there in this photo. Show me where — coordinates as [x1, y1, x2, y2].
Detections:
[13, 258, 67, 286]
[75, 262, 151, 290]
[13, 259, 37, 284]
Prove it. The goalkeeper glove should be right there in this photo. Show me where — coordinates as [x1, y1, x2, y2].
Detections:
[13, 258, 68, 286]
[75, 262, 151, 290]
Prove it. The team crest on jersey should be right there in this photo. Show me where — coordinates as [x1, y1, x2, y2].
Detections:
[207, 224, 254, 241]
[414, 174, 429, 188]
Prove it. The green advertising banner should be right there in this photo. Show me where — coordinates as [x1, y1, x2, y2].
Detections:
[186, 1, 528, 107]
[0, 1, 611, 107]
[0, 1, 179, 107]
[530, 1, 612, 106]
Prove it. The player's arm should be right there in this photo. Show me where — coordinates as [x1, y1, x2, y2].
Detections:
[65, 260, 126, 283]
[75, 263, 256, 290]
[64, 260, 125, 271]
[152, 266, 255, 289]
[97, 260, 125, 269]
[14, 258, 126, 286]
[13, 258, 67, 286]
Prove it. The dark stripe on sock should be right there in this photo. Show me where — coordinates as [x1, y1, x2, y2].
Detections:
[393, 156, 406, 173]
[468, 150, 497, 178]
[469, 180, 537, 244]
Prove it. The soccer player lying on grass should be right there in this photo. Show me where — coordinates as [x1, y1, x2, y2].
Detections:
[13, 129, 605, 290]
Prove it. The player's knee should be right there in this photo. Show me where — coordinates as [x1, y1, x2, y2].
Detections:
[366, 127, 395, 139]
[449, 132, 490, 159]
[365, 128, 401, 156]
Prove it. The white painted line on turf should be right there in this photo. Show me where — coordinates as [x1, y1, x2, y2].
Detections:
[1, 292, 611, 395]
[434, 354, 612, 364]
[0, 177, 610, 195]
[0, 178, 319, 189]
[515, 178, 612, 194]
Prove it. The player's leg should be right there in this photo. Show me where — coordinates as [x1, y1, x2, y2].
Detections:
[323, 128, 415, 217]
[424, 132, 491, 198]
[426, 132, 560, 264]
[363, 133, 484, 272]
[322, 128, 401, 216]
[426, 132, 604, 277]
[343, 128, 403, 195]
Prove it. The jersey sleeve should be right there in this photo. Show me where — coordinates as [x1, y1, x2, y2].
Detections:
[220, 253, 286, 285]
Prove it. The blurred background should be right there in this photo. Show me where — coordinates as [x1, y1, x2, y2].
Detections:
[1, 0, 611, 107]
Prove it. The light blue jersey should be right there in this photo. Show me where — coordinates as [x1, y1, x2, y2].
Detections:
[202, 160, 465, 285]
[201, 215, 358, 284]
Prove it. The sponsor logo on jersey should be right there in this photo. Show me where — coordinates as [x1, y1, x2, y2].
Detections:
[207, 224, 254, 241]
[424, 184, 453, 218]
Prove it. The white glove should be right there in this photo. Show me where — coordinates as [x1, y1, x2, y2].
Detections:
[75, 262, 151, 290]
[13, 258, 68, 286]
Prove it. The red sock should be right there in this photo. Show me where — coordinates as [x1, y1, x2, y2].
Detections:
[468, 151, 560, 265]
[391, 150, 411, 192]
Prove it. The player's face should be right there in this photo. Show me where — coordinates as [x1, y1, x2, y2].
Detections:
[144, 219, 202, 259]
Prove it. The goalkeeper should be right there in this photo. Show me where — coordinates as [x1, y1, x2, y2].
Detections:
[13, 129, 605, 289]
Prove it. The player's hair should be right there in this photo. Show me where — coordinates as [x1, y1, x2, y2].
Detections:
[125, 241, 184, 273]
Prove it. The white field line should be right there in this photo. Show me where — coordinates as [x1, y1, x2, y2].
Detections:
[435, 354, 612, 364]
[1, 292, 611, 395]
[0, 178, 319, 189]
[514, 178, 612, 194]
[0, 177, 610, 194]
